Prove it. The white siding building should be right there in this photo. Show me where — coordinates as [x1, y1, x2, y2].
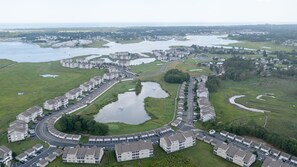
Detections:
[7, 120, 28, 142]
[160, 131, 195, 153]
[0, 145, 12, 166]
[16, 106, 43, 123]
[115, 140, 153, 162]
[62, 146, 104, 164]
[214, 142, 256, 167]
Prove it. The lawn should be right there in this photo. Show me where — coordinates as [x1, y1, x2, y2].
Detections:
[208, 77, 297, 137]
[0, 60, 105, 137]
[48, 141, 249, 167]
[167, 55, 213, 76]
[85, 40, 108, 48]
[227, 41, 297, 52]
[74, 74, 179, 135]
[130, 60, 164, 78]
[0, 59, 16, 68]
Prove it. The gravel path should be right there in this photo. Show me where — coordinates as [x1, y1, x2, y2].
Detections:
[229, 95, 270, 113]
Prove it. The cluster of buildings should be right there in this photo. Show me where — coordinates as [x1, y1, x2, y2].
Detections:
[196, 75, 216, 122]
[160, 131, 195, 153]
[60, 58, 104, 69]
[214, 142, 256, 167]
[35, 148, 63, 167]
[44, 96, 68, 111]
[15, 144, 44, 163]
[152, 47, 192, 61]
[218, 131, 297, 167]
[60, 52, 137, 69]
[171, 82, 187, 127]
[262, 157, 297, 167]
[0, 145, 12, 166]
[8, 106, 43, 142]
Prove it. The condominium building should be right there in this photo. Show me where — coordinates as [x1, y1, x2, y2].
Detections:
[0, 145, 12, 166]
[62, 146, 104, 164]
[115, 140, 153, 162]
[214, 142, 256, 167]
[7, 120, 28, 142]
[160, 130, 195, 153]
[65, 88, 82, 100]
[16, 106, 43, 123]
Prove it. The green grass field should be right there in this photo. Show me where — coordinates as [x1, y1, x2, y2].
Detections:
[48, 141, 255, 167]
[208, 77, 297, 137]
[0, 59, 16, 68]
[74, 74, 179, 135]
[227, 41, 297, 52]
[85, 40, 108, 48]
[0, 60, 104, 143]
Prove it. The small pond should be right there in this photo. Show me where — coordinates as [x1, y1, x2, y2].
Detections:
[94, 82, 169, 125]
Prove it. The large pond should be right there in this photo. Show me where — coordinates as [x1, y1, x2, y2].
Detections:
[0, 35, 237, 62]
[94, 82, 169, 125]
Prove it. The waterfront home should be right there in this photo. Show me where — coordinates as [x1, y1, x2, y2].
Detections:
[214, 142, 256, 167]
[160, 131, 195, 153]
[115, 140, 153, 162]
[16, 106, 43, 123]
[0, 145, 12, 166]
[62, 146, 104, 164]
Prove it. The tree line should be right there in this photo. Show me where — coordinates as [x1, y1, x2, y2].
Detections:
[205, 76, 221, 93]
[223, 56, 255, 81]
[58, 114, 109, 136]
[224, 124, 297, 156]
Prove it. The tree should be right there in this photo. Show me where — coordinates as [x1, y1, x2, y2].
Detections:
[74, 121, 82, 132]
[164, 69, 190, 83]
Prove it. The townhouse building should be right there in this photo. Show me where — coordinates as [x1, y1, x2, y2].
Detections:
[160, 131, 195, 153]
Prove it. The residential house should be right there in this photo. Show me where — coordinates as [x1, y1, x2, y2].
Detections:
[270, 149, 281, 157]
[0, 145, 12, 166]
[45, 154, 57, 162]
[33, 144, 44, 152]
[290, 156, 297, 165]
[160, 131, 195, 153]
[115, 140, 153, 162]
[55, 96, 68, 108]
[16, 106, 43, 123]
[62, 146, 104, 164]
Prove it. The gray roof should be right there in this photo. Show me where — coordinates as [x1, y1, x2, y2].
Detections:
[226, 145, 238, 157]
[270, 148, 281, 154]
[45, 154, 56, 161]
[0, 145, 11, 158]
[115, 140, 153, 154]
[25, 148, 35, 154]
[214, 142, 229, 151]
[161, 131, 193, 145]
[33, 144, 43, 150]
[37, 159, 48, 166]
[16, 153, 27, 160]
[262, 157, 288, 167]
[243, 152, 254, 163]
[53, 148, 63, 156]
[63, 146, 103, 159]
[280, 152, 291, 158]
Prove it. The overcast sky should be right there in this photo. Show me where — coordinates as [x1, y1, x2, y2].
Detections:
[0, 0, 296, 24]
